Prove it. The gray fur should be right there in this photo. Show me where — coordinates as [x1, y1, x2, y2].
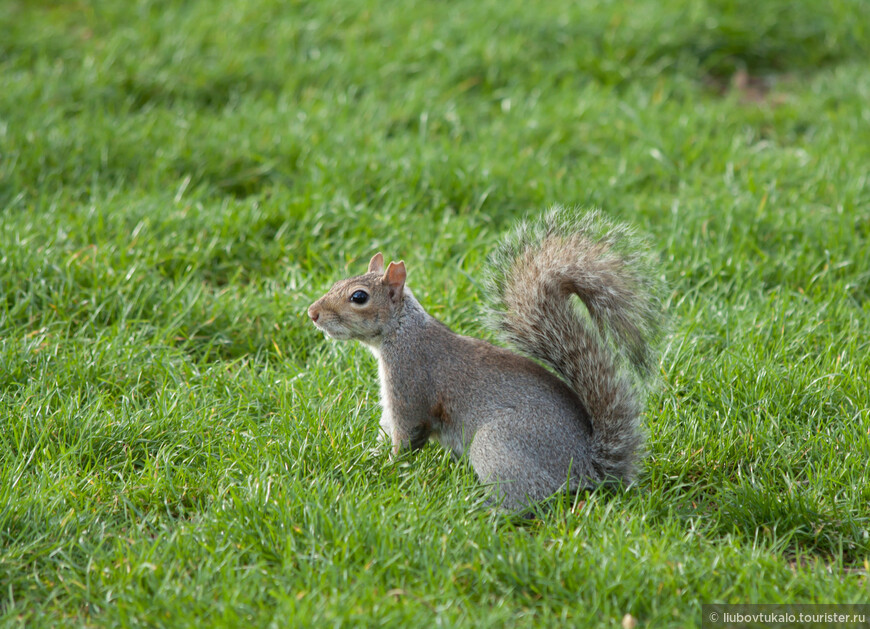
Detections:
[308, 206, 665, 510]
[483, 206, 665, 484]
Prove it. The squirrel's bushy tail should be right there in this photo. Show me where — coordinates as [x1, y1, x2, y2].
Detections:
[484, 206, 665, 482]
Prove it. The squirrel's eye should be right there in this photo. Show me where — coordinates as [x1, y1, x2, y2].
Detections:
[350, 290, 369, 304]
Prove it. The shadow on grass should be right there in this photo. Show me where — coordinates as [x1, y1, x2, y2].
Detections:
[648, 474, 870, 565]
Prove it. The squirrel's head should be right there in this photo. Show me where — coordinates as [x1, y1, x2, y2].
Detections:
[307, 252, 407, 344]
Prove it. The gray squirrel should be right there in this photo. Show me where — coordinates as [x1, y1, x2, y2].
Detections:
[307, 207, 665, 510]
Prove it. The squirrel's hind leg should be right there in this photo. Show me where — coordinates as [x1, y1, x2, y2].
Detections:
[468, 418, 592, 511]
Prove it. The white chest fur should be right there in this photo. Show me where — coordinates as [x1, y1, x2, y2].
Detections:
[368, 347, 394, 442]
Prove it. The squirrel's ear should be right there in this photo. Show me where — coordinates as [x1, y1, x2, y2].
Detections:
[383, 261, 406, 298]
[368, 252, 385, 274]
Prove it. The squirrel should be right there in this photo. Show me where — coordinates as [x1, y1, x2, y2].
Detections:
[307, 206, 665, 511]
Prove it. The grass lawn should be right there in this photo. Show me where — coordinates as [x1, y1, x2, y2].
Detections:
[1, 0, 869, 626]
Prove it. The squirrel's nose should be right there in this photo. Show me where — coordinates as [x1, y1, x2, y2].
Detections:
[308, 305, 320, 322]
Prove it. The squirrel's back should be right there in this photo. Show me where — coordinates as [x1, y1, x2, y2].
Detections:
[402, 323, 595, 456]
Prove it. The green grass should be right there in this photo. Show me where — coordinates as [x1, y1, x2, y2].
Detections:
[1, 0, 869, 626]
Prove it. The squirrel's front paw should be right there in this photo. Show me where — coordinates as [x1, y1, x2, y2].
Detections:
[367, 429, 393, 457]
[376, 427, 390, 444]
